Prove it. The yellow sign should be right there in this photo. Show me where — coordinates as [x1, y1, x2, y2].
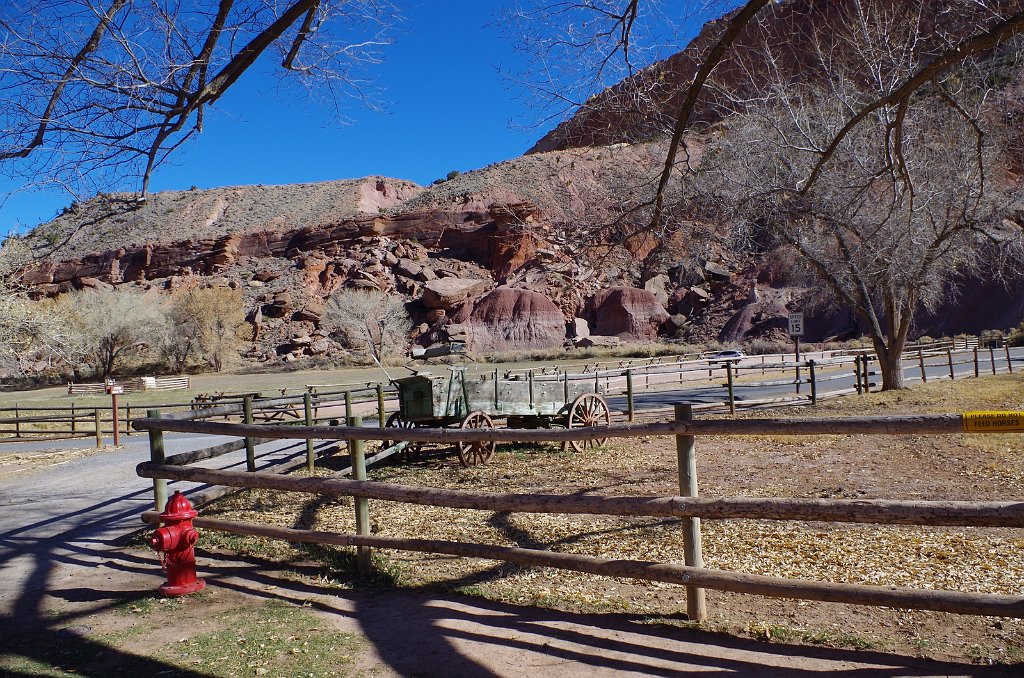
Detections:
[963, 411, 1024, 433]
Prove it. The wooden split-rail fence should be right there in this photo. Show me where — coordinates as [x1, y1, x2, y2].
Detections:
[3, 339, 1018, 443]
[134, 402, 1024, 621]
[0, 382, 399, 446]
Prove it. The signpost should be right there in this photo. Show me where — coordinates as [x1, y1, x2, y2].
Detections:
[788, 313, 804, 394]
[106, 383, 124, 446]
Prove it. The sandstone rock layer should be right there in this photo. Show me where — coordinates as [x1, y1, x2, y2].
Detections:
[451, 288, 566, 352]
[586, 287, 669, 341]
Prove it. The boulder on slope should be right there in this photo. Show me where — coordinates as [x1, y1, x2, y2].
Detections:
[422, 277, 489, 309]
[585, 287, 669, 341]
[450, 287, 566, 352]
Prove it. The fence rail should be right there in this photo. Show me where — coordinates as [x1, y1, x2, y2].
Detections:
[5, 337, 1018, 443]
[135, 405, 1024, 621]
[0, 387, 396, 445]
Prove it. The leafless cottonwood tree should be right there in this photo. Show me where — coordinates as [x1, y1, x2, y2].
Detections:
[0, 238, 77, 378]
[682, 1, 1024, 389]
[0, 0, 398, 199]
[516, 0, 1024, 388]
[322, 288, 410, 366]
[161, 286, 247, 373]
[60, 286, 167, 378]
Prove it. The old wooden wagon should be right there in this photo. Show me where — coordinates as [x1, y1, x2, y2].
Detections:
[386, 368, 611, 466]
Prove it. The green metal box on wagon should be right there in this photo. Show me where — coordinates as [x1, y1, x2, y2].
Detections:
[393, 373, 465, 422]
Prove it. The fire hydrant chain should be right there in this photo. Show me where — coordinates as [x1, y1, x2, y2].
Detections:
[150, 490, 206, 596]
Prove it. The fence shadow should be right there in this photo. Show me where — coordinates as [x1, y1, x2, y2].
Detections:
[178, 551, 1020, 677]
[2, 472, 1020, 675]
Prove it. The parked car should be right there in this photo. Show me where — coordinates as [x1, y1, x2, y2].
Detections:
[709, 349, 745, 359]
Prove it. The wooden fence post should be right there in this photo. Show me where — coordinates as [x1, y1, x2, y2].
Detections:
[94, 409, 102, 448]
[1007, 345, 1014, 374]
[674, 404, 707, 622]
[14, 403, 20, 438]
[863, 356, 872, 392]
[918, 351, 927, 383]
[809, 360, 818, 405]
[349, 415, 372, 574]
[973, 348, 980, 377]
[725, 362, 736, 415]
[124, 405, 131, 436]
[304, 392, 315, 472]
[377, 383, 386, 426]
[990, 346, 997, 375]
[948, 349, 955, 380]
[111, 392, 120, 447]
[344, 390, 353, 423]
[147, 409, 167, 512]
[626, 369, 635, 422]
[855, 356, 863, 395]
[243, 395, 255, 472]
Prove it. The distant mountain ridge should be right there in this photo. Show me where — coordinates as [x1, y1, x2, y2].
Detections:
[10, 0, 1024, 369]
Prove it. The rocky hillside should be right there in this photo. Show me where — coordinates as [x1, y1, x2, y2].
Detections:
[17, 142, 719, 363]
[10, 1, 1024, 367]
[529, 0, 1019, 154]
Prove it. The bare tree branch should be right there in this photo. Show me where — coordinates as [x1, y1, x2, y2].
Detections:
[0, 1, 398, 199]
[649, 0, 771, 229]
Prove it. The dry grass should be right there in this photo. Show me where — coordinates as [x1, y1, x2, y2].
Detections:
[195, 372, 1024, 662]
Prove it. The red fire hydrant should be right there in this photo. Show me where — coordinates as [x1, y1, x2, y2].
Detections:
[150, 491, 206, 596]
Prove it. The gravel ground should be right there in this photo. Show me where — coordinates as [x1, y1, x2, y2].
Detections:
[199, 373, 1024, 666]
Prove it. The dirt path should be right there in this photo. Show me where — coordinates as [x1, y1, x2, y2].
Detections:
[2, 544, 1015, 677]
[3, 374, 1024, 675]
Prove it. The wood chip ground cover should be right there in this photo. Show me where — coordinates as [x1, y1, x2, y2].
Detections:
[201, 373, 1024, 663]
[0, 446, 107, 478]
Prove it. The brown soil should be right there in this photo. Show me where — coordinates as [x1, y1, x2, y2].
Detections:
[4, 375, 1022, 676]
[198, 374, 1024, 668]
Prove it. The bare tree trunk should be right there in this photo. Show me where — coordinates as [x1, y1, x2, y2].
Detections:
[872, 339, 906, 390]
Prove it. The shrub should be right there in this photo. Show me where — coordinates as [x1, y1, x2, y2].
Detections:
[161, 287, 248, 372]
[322, 289, 411, 365]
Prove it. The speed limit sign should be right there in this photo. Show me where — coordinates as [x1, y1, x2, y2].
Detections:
[788, 312, 804, 337]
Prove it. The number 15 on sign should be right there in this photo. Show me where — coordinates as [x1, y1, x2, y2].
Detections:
[788, 312, 804, 337]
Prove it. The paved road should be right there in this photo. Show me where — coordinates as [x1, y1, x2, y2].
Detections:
[607, 348, 1024, 412]
[0, 430, 325, 619]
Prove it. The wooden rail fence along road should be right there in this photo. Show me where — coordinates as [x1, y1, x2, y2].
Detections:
[5, 337, 1017, 444]
[0, 383, 397, 446]
[134, 401, 1024, 622]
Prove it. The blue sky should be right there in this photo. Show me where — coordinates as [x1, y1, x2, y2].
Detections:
[0, 1, 719, 234]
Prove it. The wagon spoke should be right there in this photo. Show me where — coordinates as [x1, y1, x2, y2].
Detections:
[458, 411, 496, 467]
[567, 393, 611, 454]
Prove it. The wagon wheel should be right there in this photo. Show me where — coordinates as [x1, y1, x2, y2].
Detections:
[457, 411, 496, 467]
[384, 411, 422, 461]
[565, 393, 610, 453]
